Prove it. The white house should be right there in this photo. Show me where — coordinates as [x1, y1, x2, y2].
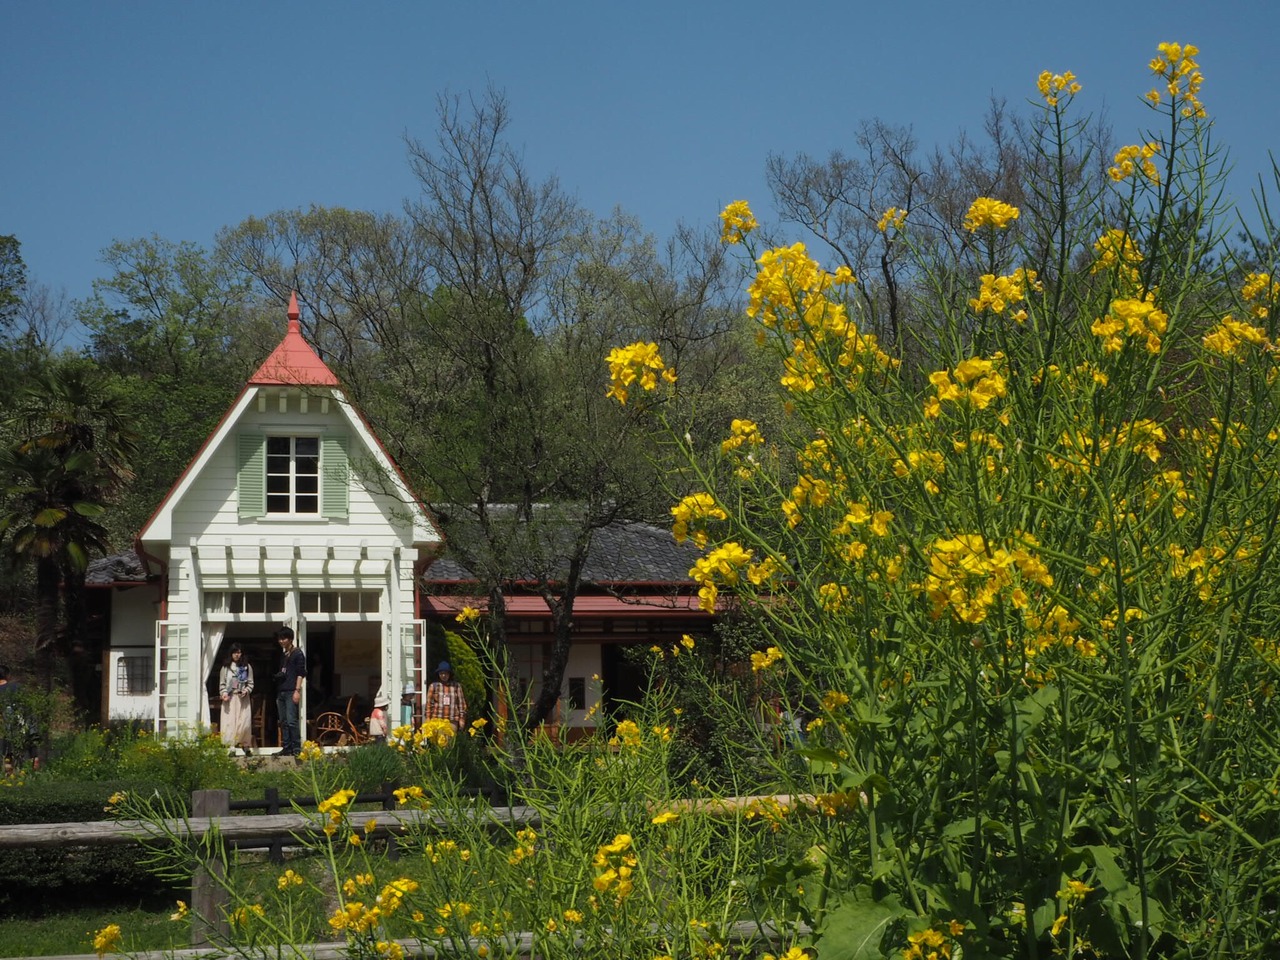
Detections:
[104, 294, 441, 738]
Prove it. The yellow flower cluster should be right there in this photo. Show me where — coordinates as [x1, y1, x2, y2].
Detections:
[92, 923, 122, 959]
[748, 243, 830, 329]
[508, 827, 537, 866]
[1090, 293, 1168, 354]
[924, 355, 1007, 419]
[764, 949, 813, 960]
[1050, 418, 1166, 474]
[425, 838, 471, 864]
[671, 492, 728, 548]
[454, 605, 481, 623]
[169, 900, 189, 922]
[969, 268, 1041, 321]
[299, 740, 324, 762]
[720, 418, 764, 454]
[605, 341, 677, 405]
[1242, 272, 1277, 319]
[1022, 603, 1094, 658]
[962, 197, 1019, 232]
[719, 200, 758, 245]
[1037, 69, 1080, 107]
[393, 785, 427, 805]
[389, 719, 456, 752]
[318, 788, 357, 834]
[1109, 142, 1161, 183]
[592, 833, 638, 900]
[1091, 228, 1143, 283]
[1148, 41, 1204, 117]
[818, 581, 850, 612]
[751, 646, 783, 671]
[610, 718, 643, 750]
[277, 868, 305, 890]
[924, 534, 1053, 624]
[329, 900, 382, 934]
[877, 206, 907, 232]
[1203, 316, 1270, 360]
[230, 904, 265, 927]
[689, 542, 753, 612]
[902, 920, 965, 960]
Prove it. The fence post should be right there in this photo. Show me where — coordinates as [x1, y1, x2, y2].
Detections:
[191, 789, 231, 947]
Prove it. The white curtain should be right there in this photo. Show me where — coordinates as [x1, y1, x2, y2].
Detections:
[199, 623, 228, 727]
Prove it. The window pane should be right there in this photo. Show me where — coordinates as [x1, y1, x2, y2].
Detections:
[296, 495, 319, 513]
[244, 593, 265, 614]
[363, 592, 380, 613]
[296, 475, 318, 494]
[339, 591, 360, 613]
[295, 437, 319, 457]
[229, 593, 245, 614]
[204, 592, 224, 614]
[267, 437, 289, 455]
[266, 475, 290, 493]
[267, 592, 287, 614]
[300, 592, 319, 613]
[267, 495, 290, 513]
[320, 593, 338, 613]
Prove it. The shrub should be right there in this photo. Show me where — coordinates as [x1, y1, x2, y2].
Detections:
[0, 779, 179, 911]
[344, 742, 404, 792]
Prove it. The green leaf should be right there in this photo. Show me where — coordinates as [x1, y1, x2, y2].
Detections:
[71, 501, 106, 517]
[33, 507, 67, 527]
[817, 892, 910, 960]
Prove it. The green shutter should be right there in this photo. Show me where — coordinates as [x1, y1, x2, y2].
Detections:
[321, 436, 349, 519]
[237, 434, 266, 519]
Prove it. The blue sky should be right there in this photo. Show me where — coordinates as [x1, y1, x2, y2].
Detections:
[3, 1, 1277, 317]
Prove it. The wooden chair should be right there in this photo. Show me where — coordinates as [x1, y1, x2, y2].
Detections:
[311, 696, 370, 747]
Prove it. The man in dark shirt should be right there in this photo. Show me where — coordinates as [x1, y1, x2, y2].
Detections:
[275, 628, 306, 756]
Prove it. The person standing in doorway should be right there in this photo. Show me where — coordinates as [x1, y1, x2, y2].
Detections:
[275, 627, 306, 756]
[219, 644, 255, 756]
[424, 661, 467, 732]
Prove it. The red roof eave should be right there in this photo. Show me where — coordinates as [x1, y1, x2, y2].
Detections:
[424, 594, 718, 618]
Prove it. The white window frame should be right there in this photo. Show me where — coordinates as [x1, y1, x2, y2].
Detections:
[266, 435, 321, 515]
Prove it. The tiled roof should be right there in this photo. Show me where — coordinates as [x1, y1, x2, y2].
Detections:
[425, 516, 698, 585]
[85, 550, 149, 586]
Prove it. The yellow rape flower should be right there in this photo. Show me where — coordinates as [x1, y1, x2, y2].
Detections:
[1203, 316, 1270, 359]
[877, 206, 907, 232]
[92, 924, 122, 958]
[963, 197, 1019, 231]
[1150, 41, 1205, 117]
[720, 200, 758, 244]
[751, 646, 783, 671]
[605, 341, 677, 405]
[1109, 142, 1161, 183]
[277, 869, 304, 890]
[1037, 69, 1080, 106]
[454, 605, 480, 623]
[671, 492, 728, 547]
[969, 268, 1040, 321]
[720, 417, 764, 453]
[169, 901, 189, 921]
[689, 541, 753, 612]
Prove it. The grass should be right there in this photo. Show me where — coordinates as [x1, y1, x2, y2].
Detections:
[0, 897, 189, 958]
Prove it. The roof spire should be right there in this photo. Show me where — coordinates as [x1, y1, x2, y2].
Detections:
[287, 291, 301, 333]
[247, 291, 340, 386]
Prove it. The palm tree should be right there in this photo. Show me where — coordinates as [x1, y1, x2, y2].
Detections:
[0, 363, 137, 704]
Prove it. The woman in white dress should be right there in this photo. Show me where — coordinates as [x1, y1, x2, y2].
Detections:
[219, 644, 254, 755]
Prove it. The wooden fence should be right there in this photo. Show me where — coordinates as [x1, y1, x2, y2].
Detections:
[0, 791, 809, 957]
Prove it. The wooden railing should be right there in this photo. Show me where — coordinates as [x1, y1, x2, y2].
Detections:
[0, 792, 811, 958]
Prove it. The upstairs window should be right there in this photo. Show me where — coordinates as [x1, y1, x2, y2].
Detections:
[267, 436, 319, 514]
[238, 433, 348, 520]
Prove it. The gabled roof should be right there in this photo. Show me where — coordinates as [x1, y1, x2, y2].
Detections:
[249, 292, 340, 386]
[137, 294, 438, 546]
[424, 514, 700, 585]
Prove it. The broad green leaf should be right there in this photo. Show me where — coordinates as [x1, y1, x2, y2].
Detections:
[817, 893, 909, 960]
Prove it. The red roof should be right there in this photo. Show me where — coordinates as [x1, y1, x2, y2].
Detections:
[249, 292, 340, 386]
[425, 594, 715, 618]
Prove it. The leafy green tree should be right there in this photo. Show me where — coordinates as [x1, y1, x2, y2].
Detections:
[0, 235, 26, 332]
